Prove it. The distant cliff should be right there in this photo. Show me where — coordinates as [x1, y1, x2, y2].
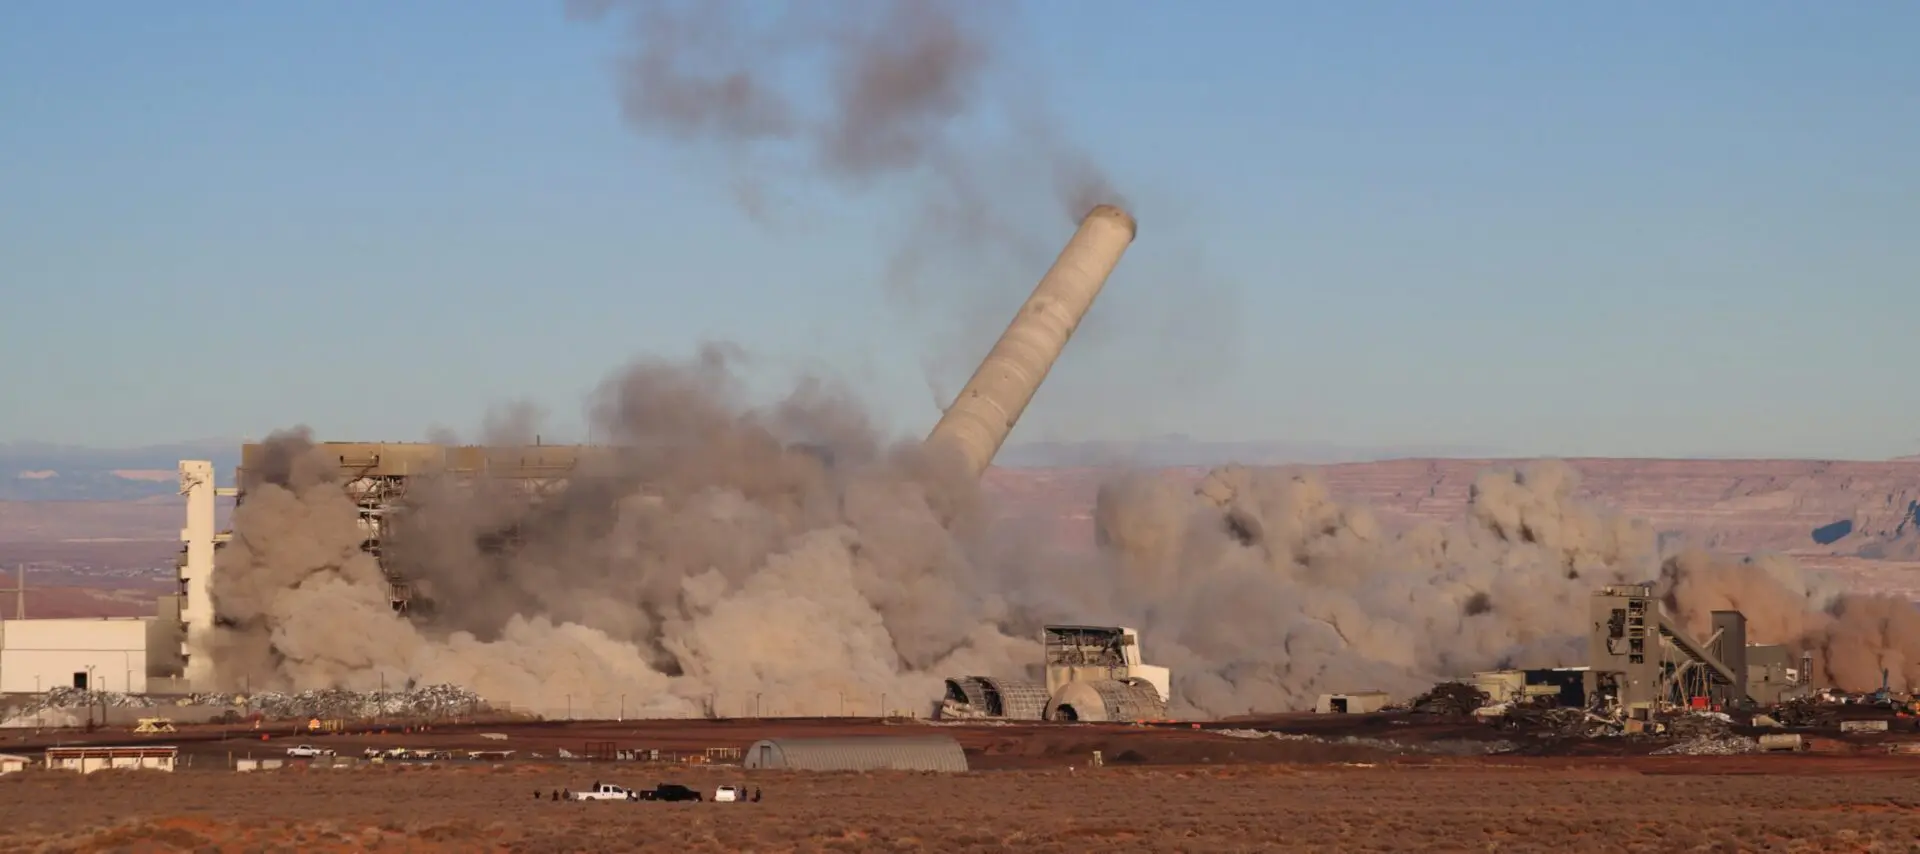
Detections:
[0, 441, 240, 501]
[982, 457, 1920, 563]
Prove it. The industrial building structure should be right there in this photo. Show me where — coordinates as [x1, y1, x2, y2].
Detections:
[941, 625, 1171, 722]
[163, 204, 1145, 702]
[742, 736, 968, 772]
[924, 204, 1136, 479]
[0, 460, 213, 699]
[1582, 583, 1811, 713]
[1439, 584, 1812, 716]
[42, 745, 178, 774]
[0, 616, 175, 695]
[1316, 691, 1392, 714]
[0, 200, 1833, 729]
[0, 489, 195, 696]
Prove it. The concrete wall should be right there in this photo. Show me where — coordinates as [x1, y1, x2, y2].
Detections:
[0, 617, 151, 694]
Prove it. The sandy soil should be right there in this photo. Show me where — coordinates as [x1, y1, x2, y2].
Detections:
[4, 763, 1920, 853]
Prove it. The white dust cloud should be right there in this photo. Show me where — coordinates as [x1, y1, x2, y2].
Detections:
[203, 350, 1920, 717]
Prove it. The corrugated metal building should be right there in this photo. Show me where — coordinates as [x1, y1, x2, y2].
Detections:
[1315, 691, 1392, 714]
[743, 736, 968, 772]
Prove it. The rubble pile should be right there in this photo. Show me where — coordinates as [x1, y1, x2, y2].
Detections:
[1503, 706, 1613, 738]
[1652, 735, 1760, 756]
[1215, 728, 1518, 756]
[15, 688, 159, 713]
[1769, 698, 1839, 728]
[1663, 712, 1736, 740]
[219, 685, 489, 719]
[1407, 682, 1490, 716]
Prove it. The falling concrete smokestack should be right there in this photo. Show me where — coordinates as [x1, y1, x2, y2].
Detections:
[926, 204, 1137, 478]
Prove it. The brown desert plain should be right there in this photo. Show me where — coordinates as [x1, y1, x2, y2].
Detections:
[5, 716, 1920, 851]
[4, 760, 1920, 852]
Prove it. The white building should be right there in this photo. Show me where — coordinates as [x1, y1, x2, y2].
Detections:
[0, 461, 217, 699]
[1315, 690, 1393, 714]
[44, 745, 178, 774]
[177, 459, 233, 687]
[0, 616, 176, 695]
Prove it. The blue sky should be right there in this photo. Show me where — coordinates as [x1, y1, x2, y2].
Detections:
[1, 1, 1914, 459]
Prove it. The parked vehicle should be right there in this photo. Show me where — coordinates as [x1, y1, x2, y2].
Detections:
[284, 744, 335, 758]
[639, 784, 703, 802]
[713, 786, 742, 803]
[572, 783, 640, 801]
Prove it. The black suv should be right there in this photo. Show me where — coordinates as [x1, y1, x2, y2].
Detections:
[640, 784, 703, 802]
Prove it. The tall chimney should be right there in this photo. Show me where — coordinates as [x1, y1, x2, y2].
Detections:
[925, 204, 1137, 477]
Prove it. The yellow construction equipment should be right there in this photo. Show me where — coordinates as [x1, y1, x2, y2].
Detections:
[133, 718, 177, 734]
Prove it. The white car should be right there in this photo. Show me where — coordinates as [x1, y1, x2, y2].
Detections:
[284, 744, 335, 758]
[713, 786, 742, 803]
[572, 784, 639, 801]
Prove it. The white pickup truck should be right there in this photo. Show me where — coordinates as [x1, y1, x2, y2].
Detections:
[571, 783, 639, 802]
[285, 744, 336, 758]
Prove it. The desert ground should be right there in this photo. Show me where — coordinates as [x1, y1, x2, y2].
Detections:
[7, 717, 1920, 851]
[5, 755, 1920, 852]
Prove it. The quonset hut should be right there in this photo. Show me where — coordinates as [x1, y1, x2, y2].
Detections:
[742, 736, 968, 772]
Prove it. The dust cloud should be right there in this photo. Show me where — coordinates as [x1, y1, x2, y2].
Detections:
[564, 0, 1151, 396]
[566, 0, 1121, 225]
[189, 4, 1920, 705]
[203, 347, 1920, 718]
[203, 348, 1039, 718]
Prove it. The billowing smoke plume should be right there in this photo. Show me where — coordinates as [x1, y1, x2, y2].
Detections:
[1656, 549, 1920, 693]
[1090, 463, 1656, 714]
[1094, 462, 1920, 711]
[565, 0, 1144, 398]
[205, 348, 1041, 718]
[566, 0, 1120, 225]
[206, 347, 1920, 717]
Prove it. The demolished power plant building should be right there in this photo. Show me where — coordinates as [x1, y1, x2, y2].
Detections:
[161, 204, 1143, 702]
[1412, 585, 1813, 721]
[1584, 584, 1811, 714]
[48, 199, 1855, 728]
[939, 625, 1172, 723]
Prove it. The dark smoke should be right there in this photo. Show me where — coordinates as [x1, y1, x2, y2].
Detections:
[567, 0, 1118, 219]
[202, 349, 1039, 718]
[200, 350, 1920, 717]
[566, 0, 1147, 396]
